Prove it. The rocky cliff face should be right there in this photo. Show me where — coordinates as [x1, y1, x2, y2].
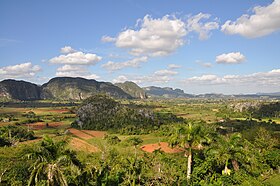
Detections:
[41, 77, 132, 100]
[0, 79, 41, 101]
[115, 81, 147, 99]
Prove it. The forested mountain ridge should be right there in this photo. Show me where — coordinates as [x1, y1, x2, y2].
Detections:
[0, 77, 132, 101]
[1, 77, 279, 101]
[115, 81, 147, 99]
[41, 77, 132, 100]
[0, 79, 41, 101]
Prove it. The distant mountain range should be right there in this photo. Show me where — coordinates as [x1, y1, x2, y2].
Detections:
[0, 77, 279, 101]
[0, 77, 132, 101]
[143, 86, 194, 98]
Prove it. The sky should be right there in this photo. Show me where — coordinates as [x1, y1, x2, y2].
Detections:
[0, 0, 280, 94]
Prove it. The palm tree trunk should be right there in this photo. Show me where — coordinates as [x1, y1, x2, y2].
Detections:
[223, 160, 230, 175]
[231, 159, 239, 171]
[186, 149, 192, 179]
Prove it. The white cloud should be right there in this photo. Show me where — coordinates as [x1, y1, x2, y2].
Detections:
[116, 68, 178, 85]
[114, 15, 187, 56]
[133, 74, 173, 84]
[0, 62, 41, 79]
[60, 46, 77, 54]
[221, 0, 280, 38]
[56, 65, 100, 79]
[50, 51, 102, 65]
[50, 47, 101, 80]
[57, 65, 83, 72]
[168, 64, 181, 69]
[196, 60, 213, 67]
[187, 13, 219, 40]
[112, 75, 128, 83]
[185, 69, 280, 87]
[154, 69, 178, 76]
[102, 56, 148, 71]
[216, 52, 245, 64]
[101, 35, 116, 42]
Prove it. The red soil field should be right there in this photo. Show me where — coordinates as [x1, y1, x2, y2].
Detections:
[81, 130, 106, 138]
[68, 128, 94, 140]
[46, 109, 70, 113]
[69, 137, 99, 153]
[141, 142, 183, 153]
[26, 122, 64, 130]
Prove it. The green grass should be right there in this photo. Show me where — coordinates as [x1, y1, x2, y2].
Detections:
[265, 174, 280, 186]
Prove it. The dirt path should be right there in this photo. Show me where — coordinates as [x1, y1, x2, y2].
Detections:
[141, 142, 183, 153]
[69, 137, 99, 153]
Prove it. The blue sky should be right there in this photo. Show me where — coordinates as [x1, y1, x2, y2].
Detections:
[0, 0, 279, 94]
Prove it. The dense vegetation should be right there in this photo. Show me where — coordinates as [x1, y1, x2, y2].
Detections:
[0, 125, 35, 146]
[71, 95, 183, 134]
[0, 98, 279, 185]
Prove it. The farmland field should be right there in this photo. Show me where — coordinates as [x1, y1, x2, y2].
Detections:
[0, 98, 279, 185]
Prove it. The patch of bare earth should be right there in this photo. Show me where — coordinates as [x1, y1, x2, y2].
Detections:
[68, 128, 94, 140]
[69, 137, 99, 153]
[141, 142, 183, 153]
[26, 122, 64, 130]
[82, 130, 106, 138]
[47, 109, 70, 113]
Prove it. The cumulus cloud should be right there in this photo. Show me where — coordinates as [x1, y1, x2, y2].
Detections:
[115, 68, 178, 85]
[185, 69, 280, 87]
[102, 56, 148, 71]
[0, 62, 41, 79]
[132, 74, 173, 84]
[101, 35, 116, 42]
[103, 13, 219, 58]
[50, 47, 102, 80]
[114, 15, 187, 56]
[187, 13, 219, 40]
[154, 69, 178, 76]
[50, 46, 102, 65]
[56, 65, 100, 79]
[60, 46, 77, 54]
[221, 0, 280, 38]
[112, 75, 128, 83]
[216, 52, 246, 64]
[57, 64, 82, 72]
[168, 64, 181, 69]
[50, 51, 102, 65]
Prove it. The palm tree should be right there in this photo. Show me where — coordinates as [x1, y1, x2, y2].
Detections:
[207, 133, 243, 175]
[27, 136, 80, 186]
[169, 121, 211, 179]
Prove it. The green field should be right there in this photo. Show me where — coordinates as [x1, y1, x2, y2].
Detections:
[0, 99, 279, 185]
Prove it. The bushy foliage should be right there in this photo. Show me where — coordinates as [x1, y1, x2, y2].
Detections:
[0, 125, 35, 146]
[252, 102, 280, 118]
[1, 125, 279, 185]
[71, 95, 183, 134]
[104, 135, 121, 145]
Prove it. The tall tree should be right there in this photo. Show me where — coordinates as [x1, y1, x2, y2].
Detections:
[169, 121, 211, 179]
[27, 136, 80, 186]
[208, 133, 243, 175]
